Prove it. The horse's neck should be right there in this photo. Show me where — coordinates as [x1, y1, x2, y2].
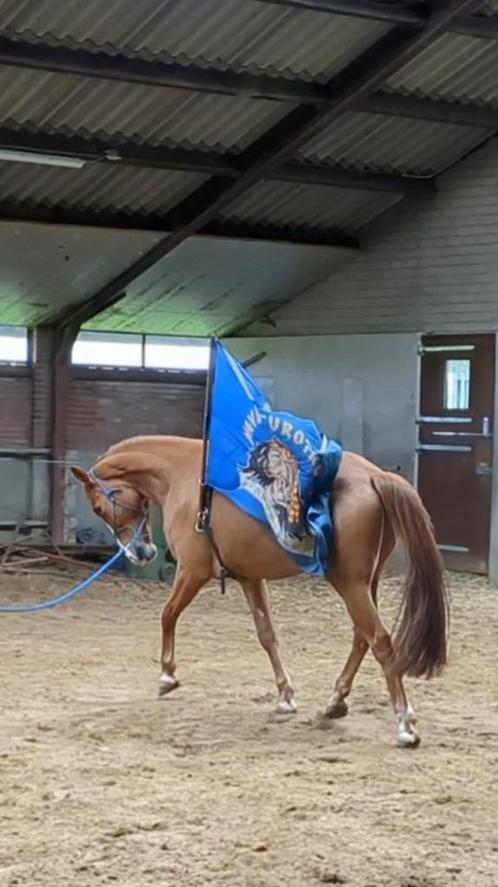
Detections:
[109, 435, 198, 460]
[107, 436, 199, 502]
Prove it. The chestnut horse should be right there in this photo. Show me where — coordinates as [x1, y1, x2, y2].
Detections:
[71, 434, 448, 747]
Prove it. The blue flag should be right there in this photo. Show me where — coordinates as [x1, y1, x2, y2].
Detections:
[206, 342, 342, 576]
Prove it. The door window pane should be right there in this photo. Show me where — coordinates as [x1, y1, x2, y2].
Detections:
[444, 359, 470, 410]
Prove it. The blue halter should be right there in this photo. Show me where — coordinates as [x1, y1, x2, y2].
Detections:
[88, 468, 150, 557]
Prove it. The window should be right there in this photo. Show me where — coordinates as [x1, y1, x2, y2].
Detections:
[0, 326, 28, 364]
[444, 358, 470, 410]
[145, 336, 209, 370]
[72, 332, 142, 367]
[72, 331, 209, 371]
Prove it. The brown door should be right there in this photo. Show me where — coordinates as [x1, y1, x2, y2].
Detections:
[417, 334, 495, 574]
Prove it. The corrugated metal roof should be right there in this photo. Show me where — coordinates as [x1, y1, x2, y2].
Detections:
[298, 112, 490, 176]
[0, 221, 160, 326]
[389, 33, 498, 104]
[90, 235, 348, 335]
[0, 0, 388, 81]
[220, 181, 401, 233]
[0, 65, 287, 153]
[0, 160, 205, 216]
[0, 0, 496, 334]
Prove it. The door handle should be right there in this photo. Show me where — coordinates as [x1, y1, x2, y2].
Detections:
[476, 463, 492, 476]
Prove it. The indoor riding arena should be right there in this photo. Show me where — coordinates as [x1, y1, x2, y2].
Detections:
[1, 3, 498, 886]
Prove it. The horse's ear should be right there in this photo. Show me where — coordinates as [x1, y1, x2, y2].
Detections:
[70, 465, 94, 486]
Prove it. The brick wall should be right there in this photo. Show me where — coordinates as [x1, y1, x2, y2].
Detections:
[245, 138, 498, 337]
[66, 376, 204, 451]
[1, 341, 205, 538]
[64, 373, 204, 545]
[0, 373, 32, 446]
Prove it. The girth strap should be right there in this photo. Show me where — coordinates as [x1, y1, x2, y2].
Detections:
[195, 485, 232, 595]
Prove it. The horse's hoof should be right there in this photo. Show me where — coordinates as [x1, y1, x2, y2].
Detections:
[397, 727, 421, 748]
[158, 673, 179, 698]
[276, 698, 297, 714]
[324, 697, 349, 719]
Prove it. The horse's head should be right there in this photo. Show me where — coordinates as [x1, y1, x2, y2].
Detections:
[70, 465, 158, 565]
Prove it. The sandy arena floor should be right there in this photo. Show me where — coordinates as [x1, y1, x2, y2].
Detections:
[0, 568, 497, 887]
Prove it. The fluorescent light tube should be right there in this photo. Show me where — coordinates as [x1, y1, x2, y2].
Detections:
[0, 148, 86, 169]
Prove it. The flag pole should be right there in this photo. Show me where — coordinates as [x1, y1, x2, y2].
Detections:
[195, 337, 229, 594]
[196, 336, 216, 532]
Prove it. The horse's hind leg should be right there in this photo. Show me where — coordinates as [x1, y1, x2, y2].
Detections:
[337, 581, 419, 747]
[324, 577, 378, 720]
[326, 518, 394, 720]
[240, 579, 296, 714]
[158, 566, 205, 697]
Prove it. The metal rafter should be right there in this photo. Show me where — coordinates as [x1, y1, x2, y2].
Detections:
[0, 199, 359, 249]
[0, 34, 497, 119]
[48, 0, 483, 329]
[0, 125, 436, 194]
[253, 1, 426, 26]
[0, 35, 327, 104]
[256, 0, 498, 40]
[364, 91, 498, 130]
[274, 163, 435, 194]
[0, 126, 239, 177]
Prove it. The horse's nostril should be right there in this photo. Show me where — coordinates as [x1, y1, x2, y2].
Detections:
[134, 542, 157, 563]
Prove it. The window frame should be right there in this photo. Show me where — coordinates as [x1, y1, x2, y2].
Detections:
[71, 330, 210, 378]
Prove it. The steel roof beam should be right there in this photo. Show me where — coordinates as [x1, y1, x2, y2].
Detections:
[200, 219, 359, 248]
[1, 35, 498, 121]
[275, 162, 434, 194]
[257, 1, 498, 40]
[453, 13, 498, 38]
[255, 1, 426, 27]
[365, 91, 498, 130]
[0, 199, 358, 250]
[0, 126, 239, 177]
[46, 0, 483, 329]
[0, 35, 327, 104]
[0, 124, 436, 194]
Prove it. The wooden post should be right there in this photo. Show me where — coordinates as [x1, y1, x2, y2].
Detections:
[50, 325, 77, 545]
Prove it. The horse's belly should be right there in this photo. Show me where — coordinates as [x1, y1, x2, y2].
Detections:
[213, 494, 301, 581]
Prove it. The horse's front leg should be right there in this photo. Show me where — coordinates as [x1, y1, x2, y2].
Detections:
[240, 578, 296, 714]
[159, 566, 205, 697]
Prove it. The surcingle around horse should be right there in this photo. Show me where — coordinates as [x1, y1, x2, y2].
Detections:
[71, 434, 448, 748]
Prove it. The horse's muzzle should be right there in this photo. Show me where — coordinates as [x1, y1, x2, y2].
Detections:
[133, 542, 158, 564]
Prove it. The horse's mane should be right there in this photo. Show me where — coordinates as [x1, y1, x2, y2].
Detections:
[101, 435, 201, 463]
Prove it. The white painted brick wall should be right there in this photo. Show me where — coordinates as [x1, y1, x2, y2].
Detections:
[245, 138, 498, 337]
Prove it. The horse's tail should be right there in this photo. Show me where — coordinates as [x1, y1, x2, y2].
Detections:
[371, 472, 448, 679]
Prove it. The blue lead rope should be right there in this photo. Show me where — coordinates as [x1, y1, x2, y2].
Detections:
[0, 548, 124, 614]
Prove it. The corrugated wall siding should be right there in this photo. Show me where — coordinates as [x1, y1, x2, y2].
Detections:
[245, 138, 498, 337]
